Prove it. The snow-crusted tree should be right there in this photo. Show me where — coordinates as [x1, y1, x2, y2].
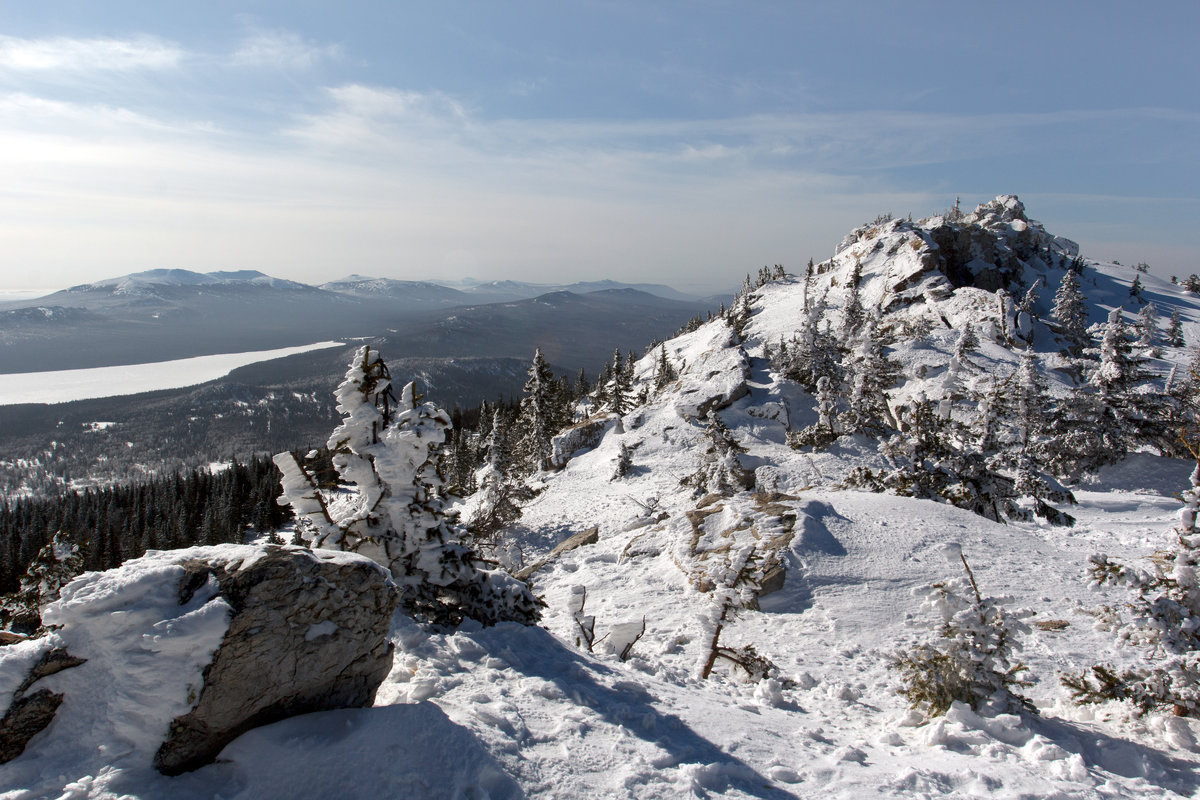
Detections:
[612, 441, 634, 480]
[0, 531, 83, 634]
[839, 314, 900, 433]
[1064, 463, 1200, 716]
[1136, 303, 1160, 351]
[954, 323, 980, 363]
[1041, 388, 1123, 481]
[465, 409, 534, 561]
[698, 543, 780, 682]
[839, 260, 866, 339]
[773, 295, 842, 393]
[275, 345, 541, 627]
[789, 375, 840, 449]
[1168, 308, 1185, 348]
[1052, 268, 1088, 345]
[1086, 307, 1169, 454]
[653, 344, 678, 392]
[972, 373, 1014, 457]
[516, 348, 558, 473]
[606, 349, 633, 415]
[1013, 347, 1049, 454]
[1014, 279, 1042, 344]
[892, 545, 1034, 717]
[682, 412, 754, 497]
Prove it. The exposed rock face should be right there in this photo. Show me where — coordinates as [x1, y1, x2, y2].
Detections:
[154, 547, 398, 775]
[551, 416, 615, 468]
[0, 648, 86, 764]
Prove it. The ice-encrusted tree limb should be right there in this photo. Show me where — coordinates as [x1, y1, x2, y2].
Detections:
[275, 345, 541, 628]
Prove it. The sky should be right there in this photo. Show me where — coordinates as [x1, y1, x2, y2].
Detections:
[0, 1, 1196, 295]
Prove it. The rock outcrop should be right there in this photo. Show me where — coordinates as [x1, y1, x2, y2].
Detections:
[0, 647, 86, 764]
[154, 546, 398, 774]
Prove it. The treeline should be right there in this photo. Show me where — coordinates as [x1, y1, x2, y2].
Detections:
[0, 456, 289, 594]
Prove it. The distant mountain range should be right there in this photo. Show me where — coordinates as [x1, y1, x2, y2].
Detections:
[0, 269, 720, 374]
[321, 274, 702, 305]
[0, 269, 723, 490]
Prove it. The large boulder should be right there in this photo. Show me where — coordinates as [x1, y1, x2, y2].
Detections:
[154, 546, 399, 774]
[0, 544, 398, 791]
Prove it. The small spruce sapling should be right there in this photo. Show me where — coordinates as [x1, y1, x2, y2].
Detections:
[1167, 308, 1185, 348]
[1063, 460, 1200, 716]
[612, 442, 634, 480]
[891, 544, 1034, 717]
[682, 412, 754, 496]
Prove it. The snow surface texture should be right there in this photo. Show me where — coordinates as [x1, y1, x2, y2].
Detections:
[7, 197, 1200, 798]
[0, 341, 344, 406]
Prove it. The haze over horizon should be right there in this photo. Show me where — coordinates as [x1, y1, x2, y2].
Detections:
[2, 1, 1196, 295]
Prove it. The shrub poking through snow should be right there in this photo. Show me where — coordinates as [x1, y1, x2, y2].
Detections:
[275, 345, 541, 628]
[1063, 462, 1200, 716]
[681, 412, 754, 497]
[891, 544, 1034, 717]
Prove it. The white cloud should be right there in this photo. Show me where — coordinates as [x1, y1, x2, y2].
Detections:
[0, 77, 1195, 292]
[230, 30, 341, 69]
[0, 35, 183, 72]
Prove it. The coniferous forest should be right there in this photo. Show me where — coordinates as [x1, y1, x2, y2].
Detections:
[0, 456, 289, 594]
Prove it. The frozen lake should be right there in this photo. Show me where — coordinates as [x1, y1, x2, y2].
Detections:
[0, 341, 345, 406]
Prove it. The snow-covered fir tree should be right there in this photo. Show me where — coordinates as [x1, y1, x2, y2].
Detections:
[275, 345, 541, 627]
[0, 531, 83, 634]
[1130, 274, 1144, 303]
[653, 344, 678, 392]
[605, 349, 633, 415]
[682, 411, 754, 497]
[516, 348, 558, 474]
[1136, 302, 1160, 350]
[1168, 307, 1185, 348]
[466, 409, 533, 566]
[1052, 268, 1088, 345]
[839, 313, 900, 433]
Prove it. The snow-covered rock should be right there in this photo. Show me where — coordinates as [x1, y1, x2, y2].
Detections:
[0, 544, 397, 792]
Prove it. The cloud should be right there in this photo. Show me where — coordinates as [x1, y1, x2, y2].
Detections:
[0, 35, 183, 72]
[0, 72, 1195, 291]
[285, 84, 471, 155]
[230, 30, 341, 69]
[0, 92, 218, 138]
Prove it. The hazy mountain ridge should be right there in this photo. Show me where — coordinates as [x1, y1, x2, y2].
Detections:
[0, 269, 710, 373]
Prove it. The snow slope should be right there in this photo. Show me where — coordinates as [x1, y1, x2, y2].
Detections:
[5, 197, 1200, 799]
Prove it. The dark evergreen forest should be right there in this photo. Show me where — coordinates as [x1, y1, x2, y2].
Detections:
[0, 456, 290, 594]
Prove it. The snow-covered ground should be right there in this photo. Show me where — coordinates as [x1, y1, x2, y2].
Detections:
[6, 466, 1194, 799]
[0, 341, 344, 406]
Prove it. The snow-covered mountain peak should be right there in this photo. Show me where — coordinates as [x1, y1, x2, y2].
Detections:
[67, 268, 303, 296]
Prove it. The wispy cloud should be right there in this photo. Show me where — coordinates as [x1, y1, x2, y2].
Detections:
[0, 35, 183, 72]
[0, 70, 1195, 291]
[230, 30, 341, 69]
